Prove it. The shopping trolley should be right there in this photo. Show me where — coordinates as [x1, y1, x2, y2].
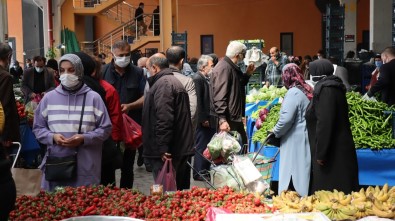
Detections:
[189, 133, 280, 193]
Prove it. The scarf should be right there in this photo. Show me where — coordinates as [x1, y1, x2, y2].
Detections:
[282, 63, 313, 100]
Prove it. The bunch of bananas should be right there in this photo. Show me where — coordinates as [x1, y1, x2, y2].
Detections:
[272, 184, 395, 220]
[351, 184, 395, 219]
[272, 191, 314, 213]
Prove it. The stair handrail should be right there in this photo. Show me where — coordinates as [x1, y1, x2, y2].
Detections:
[81, 13, 159, 55]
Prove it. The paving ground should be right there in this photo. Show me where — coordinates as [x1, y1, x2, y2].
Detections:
[115, 156, 210, 195]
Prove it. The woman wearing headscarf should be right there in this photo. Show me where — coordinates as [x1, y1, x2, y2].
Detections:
[33, 54, 112, 191]
[305, 59, 359, 195]
[271, 63, 313, 197]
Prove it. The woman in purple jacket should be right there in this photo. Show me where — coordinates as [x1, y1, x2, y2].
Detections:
[33, 54, 112, 191]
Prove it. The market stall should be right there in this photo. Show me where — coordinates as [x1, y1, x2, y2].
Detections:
[246, 91, 395, 186]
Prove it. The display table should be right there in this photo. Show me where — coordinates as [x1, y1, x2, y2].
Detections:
[249, 141, 395, 186]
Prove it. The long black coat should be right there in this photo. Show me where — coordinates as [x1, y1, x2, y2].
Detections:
[305, 76, 359, 194]
[142, 68, 194, 158]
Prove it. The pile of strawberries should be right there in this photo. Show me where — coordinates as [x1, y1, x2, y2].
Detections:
[9, 185, 275, 221]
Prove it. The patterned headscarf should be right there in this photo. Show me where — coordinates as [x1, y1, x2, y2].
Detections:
[282, 63, 313, 100]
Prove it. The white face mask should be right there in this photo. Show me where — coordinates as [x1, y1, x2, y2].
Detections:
[60, 73, 80, 88]
[114, 56, 131, 68]
[35, 67, 44, 73]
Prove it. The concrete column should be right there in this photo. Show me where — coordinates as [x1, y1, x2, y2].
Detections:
[0, 0, 8, 42]
[160, 0, 172, 52]
[343, 0, 357, 57]
[370, 0, 392, 52]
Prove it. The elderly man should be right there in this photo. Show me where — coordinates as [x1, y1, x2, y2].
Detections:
[166, 46, 197, 129]
[265, 47, 288, 87]
[142, 53, 194, 190]
[192, 55, 216, 181]
[210, 41, 255, 146]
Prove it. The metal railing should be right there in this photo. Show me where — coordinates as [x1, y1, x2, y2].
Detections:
[80, 13, 159, 56]
[102, 1, 135, 24]
[73, 0, 108, 8]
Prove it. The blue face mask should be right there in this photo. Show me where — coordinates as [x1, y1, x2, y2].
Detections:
[375, 61, 383, 68]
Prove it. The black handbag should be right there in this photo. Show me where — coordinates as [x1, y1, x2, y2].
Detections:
[45, 93, 86, 181]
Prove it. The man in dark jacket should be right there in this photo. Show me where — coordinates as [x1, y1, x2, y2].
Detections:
[142, 53, 194, 190]
[210, 41, 255, 146]
[21, 56, 55, 103]
[102, 40, 146, 188]
[365, 46, 395, 106]
[0, 43, 20, 221]
[192, 55, 216, 181]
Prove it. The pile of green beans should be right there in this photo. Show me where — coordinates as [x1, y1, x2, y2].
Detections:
[347, 92, 395, 149]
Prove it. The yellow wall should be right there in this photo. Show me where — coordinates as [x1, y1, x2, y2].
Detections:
[7, 0, 24, 64]
[61, 0, 75, 31]
[178, 0, 322, 58]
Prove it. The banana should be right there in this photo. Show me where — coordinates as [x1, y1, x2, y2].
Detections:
[388, 186, 395, 195]
[280, 191, 287, 201]
[339, 194, 352, 206]
[372, 205, 395, 218]
[359, 187, 366, 196]
[340, 205, 357, 216]
[352, 195, 367, 204]
[375, 185, 381, 193]
[377, 193, 389, 202]
[315, 202, 332, 211]
[382, 183, 389, 194]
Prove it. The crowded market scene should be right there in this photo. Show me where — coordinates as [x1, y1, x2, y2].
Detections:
[1, 0, 395, 220]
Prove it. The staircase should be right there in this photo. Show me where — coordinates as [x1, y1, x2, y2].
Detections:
[80, 14, 160, 56]
[73, 0, 160, 55]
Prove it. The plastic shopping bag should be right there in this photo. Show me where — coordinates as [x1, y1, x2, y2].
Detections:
[122, 113, 142, 149]
[155, 159, 177, 192]
[205, 207, 232, 221]
[207, 131, 242, 162]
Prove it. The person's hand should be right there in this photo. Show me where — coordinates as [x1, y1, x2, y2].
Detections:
[246, 63, 256, 76]
[30, 92, 36, 99]
[121, 103, 130, 113]
[219, 120, 230, 132]
[202, 121, 209, 128]
[1, 140, 12, 147]
[362, 93, 377, 102]
[317, 160, 325, 166]
[53, 134, 68, 146]
[62, 134, 84, 148]
[161, 153, 172, 161]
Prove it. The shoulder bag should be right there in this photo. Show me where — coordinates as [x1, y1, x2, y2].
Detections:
[45, 93, 86, 181]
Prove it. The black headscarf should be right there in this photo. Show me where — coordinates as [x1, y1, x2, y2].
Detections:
[309, 59, 334, 82]
[308, 60, 345, 109]
[73, 52, 106, 102]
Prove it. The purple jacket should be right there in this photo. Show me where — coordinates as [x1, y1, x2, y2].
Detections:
[33, 84, 112, 191]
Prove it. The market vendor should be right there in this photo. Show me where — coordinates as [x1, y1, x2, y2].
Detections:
[364, 46, 395, 106]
